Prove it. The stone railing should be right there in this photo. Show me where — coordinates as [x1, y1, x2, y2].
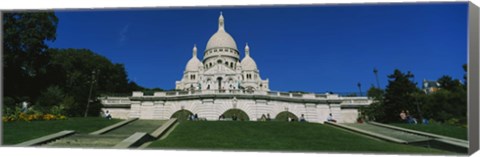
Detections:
[103, 90, 371, 106]
[340, 99, 373, 105]
[100, 97, 131, 105]
[131, 90, 366, 100]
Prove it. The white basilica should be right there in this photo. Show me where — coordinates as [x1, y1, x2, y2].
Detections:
[100, 13, 372, 123]
[175, 13, 269, 92]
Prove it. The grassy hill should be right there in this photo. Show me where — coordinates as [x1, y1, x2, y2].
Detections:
[148, 121, 450, 154]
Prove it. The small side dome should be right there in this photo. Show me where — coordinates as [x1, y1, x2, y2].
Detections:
[185, 44, 203, 71]
[241, 43, 257, 71]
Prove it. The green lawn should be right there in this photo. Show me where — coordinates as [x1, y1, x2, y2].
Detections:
[148, 121, 450, 154]
[389, 123, 468, 140]
[2, 117, 121, 145]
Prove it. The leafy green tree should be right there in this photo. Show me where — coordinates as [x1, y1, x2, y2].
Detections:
[383, 69, 421, 122]
[45, 48, 140, 116]
[360, 85, 385, 121]
[437, 75, 463, 92]
[127, 82, 145, 92]
[3, 12, 58, 104]
[423, 74, 467, 124]
[35, 86, 64, 112]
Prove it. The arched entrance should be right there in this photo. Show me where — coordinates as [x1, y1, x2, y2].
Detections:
[275, 111, 298, 121]
[222, 109, 249, 121]
[170, 109, 193, 121]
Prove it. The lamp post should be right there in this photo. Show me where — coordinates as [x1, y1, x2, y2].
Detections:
[84, 70, 97, 117]
[357, 82, 362, 96]
[373, 68, 380, 89]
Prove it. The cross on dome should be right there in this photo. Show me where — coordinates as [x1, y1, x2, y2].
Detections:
[245, 43, 250, 56]
[218, 11, 225, 30]
[192, 44, 197, 57]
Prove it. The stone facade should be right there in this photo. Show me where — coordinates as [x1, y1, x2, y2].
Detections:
[175, 13, 269, 92]
[101, 90, 371, 123]
[100, 13, 372, 123]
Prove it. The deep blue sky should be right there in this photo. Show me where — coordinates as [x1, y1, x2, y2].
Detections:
[48, 3, 468, 93]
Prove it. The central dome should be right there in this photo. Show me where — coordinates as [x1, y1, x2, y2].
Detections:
[206, 31, 237, 50]
[205, 13, 238, 51]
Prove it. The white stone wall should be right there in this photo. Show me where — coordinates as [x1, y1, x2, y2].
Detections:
[103, 98, 363, 124]
[340, 108, 359, 123]
[102, 108, 130, 119]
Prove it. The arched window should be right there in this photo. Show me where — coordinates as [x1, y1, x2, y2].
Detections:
[230, 62, 233, 68]
[209, 63, 213, 67]
[217, 60, 222, 64]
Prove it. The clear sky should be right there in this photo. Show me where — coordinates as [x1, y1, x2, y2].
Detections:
[48, 2, 468, 93]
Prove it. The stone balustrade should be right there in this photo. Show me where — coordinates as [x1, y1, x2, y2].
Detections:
[100, 90, 371, 107]
[135, 90, 338, 99]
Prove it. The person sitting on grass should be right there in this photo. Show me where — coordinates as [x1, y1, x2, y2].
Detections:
[188, 114, 194, 121]
[421, 117, 429, 125]
[405, 110, 417, 124]
[260, 114, 267, 121]
[219, 114, 225, 120]
[399, 110, 407, 122]
[300, 114, 306, 122]
[105, 110, 112, 120]
[327, 113, 337, 123]
[194, 113, 199, 121]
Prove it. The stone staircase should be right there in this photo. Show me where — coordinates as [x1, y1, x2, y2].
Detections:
[45, 134, 126, 148]
[326, 122, 468, 153]
[345, 123, 432, 143]
[41, 119, 169, 148]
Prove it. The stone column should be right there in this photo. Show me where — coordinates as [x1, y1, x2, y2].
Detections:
[129, 101, 141, 118]
[153, 101, 166, 120]
[140, 101, 154, 119]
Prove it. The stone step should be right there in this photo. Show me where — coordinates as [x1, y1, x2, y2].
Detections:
[105, 120, 166, 136]
[45, 134, 126, 148]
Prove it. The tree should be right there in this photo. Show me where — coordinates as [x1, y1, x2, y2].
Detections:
[35, 86, 65, 112]
[383, 69, 421, 122]
[437, 75, 463, 92]
[45, 48, 141, 116]
[423, 74, 467, 124]
[360, 85, 385, 122]
[3, 12, 58, 104]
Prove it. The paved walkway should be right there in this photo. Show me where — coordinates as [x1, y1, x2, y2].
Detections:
[345, 123, 432, 143]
